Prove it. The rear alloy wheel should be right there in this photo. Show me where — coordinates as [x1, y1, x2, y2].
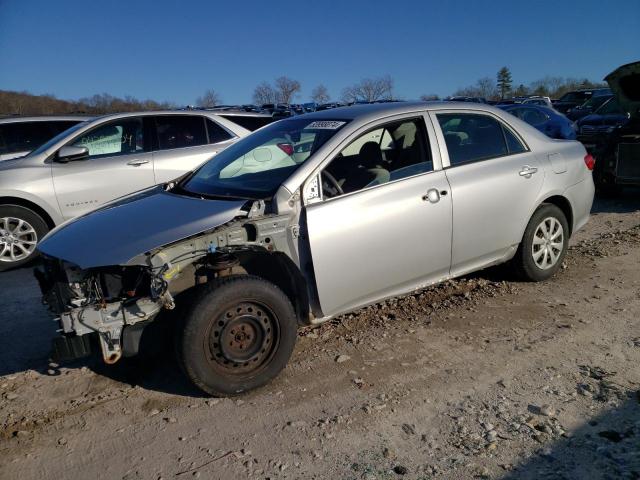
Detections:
[0, 205, 48, 271]
[177, 275, 298, 396]
[513, 204, 569, 282]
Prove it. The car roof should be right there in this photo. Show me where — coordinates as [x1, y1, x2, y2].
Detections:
[0, 115, 93, 124]
[297, 101, 509, 123]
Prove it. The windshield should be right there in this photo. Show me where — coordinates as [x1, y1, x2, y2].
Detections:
[580, 95, 613, 110]
[595, 97, 624, 115]
[182, 118, 349, 199]
[28, 121, 88, 157]
[559, 91, 590, 103]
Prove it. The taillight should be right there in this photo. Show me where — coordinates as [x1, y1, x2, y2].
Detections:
[584, 153, 595, 171]
[277, 143, 294, 156]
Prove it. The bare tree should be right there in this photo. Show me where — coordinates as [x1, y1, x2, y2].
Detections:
[311, 84, 330, 104]
[196, 89, 221, 108]
[419, 94, 440, 101]
[274, 76, 301, 104]
[342, 76, 394, 103]
[475, 77, 498, 100]
[252, 81, 278, 105]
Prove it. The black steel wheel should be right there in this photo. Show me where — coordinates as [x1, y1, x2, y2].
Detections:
[177, 275, 297, 396]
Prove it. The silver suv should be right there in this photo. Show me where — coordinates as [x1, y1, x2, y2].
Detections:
[0, 111, 250, 270]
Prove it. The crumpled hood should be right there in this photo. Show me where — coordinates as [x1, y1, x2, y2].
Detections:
[38, 189, 247, 269]
[605, 61, 640, 120]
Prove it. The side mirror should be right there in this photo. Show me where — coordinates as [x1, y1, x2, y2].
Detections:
[57, 145, 89, 163]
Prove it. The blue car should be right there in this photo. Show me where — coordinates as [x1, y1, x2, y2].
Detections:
[499, 104, 576, 140]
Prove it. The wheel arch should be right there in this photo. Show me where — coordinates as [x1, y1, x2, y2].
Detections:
[0, 196, 57, 230]
[234, 250, 311, 326]
[539, 194, 574, 237]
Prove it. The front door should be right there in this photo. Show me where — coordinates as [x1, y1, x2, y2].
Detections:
[304, 116, 452, 317]
[52, 117, 155, 220]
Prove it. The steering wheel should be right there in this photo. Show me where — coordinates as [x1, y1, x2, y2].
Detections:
[321, 171, 344, 196]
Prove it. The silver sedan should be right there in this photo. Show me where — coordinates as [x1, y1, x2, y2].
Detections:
[37, 102, 595, 396]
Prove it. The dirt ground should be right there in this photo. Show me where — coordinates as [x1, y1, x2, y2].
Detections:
[1, 190, 639, 480]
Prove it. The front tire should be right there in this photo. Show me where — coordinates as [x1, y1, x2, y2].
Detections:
[177, 275, 298, 396]
[0, 205, 49, 272]
[512, 204, 569, 282]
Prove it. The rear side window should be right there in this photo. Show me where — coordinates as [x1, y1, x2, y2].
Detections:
[156, 115, 207, 150]
[0, 121, 79, 155]
[219, 114, 274, 131]
[437, 113, 526, 166]
[206, 118, 233, 144]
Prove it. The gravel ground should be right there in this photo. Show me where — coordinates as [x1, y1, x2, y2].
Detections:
[1, 190, 639, 480]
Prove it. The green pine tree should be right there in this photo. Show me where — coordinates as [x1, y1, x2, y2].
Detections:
[497, 67, 513, 99]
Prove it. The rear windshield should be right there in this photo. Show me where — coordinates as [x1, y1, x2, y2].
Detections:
[182, 118, 349, 199]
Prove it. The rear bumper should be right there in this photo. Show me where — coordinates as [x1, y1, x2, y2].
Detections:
[564, 177, 595, 235]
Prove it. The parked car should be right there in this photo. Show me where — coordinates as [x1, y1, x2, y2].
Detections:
[521, 96, 553, 108]
[576, 97, 629, 149]
[499, 104, 576, 140]
[35, 102, 594, 396]
[496, 96, 552, 108]
[0, 111, 252, 270]
[205, 110, 274, 131]
[588, 61, 640, 194]
[552, 88, 611, 114]
[566, 94, 614, 121]
[0, 115, 91, 161]
[446, 96, 487, 103]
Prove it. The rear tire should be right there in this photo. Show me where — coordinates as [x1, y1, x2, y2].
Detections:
[512, 204, 568, 282]
[0, 205, 49, 272]
[177, 275, 298, 396]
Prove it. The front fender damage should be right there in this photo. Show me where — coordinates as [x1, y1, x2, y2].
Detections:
[37, 199, 299, 365]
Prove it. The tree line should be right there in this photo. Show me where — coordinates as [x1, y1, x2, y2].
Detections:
[0, 91, 176, 116]
[0, 67, 608, 116]
[443, 66, 608, 101]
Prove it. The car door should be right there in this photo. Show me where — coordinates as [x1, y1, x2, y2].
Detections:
[304, 115, 452, 317]
[430, 110, 544, 276]
[51, 117, 155, 220]
[152, 114, 237, 183]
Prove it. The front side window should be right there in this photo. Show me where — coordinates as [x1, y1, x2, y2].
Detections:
[320, 118, 432, 198]
[182, 118, 349, 199]
[437, 113, 525, 166]
[71, 118, 144, 158]
[156, 115, 207, 150]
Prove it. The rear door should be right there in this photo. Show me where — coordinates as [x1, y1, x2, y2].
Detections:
[430, 111, 544, 276]
[152, 114, 237, 183]
[52, 117, 155, 219]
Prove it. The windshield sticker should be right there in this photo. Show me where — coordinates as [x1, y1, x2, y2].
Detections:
[306, 121, 346, 130]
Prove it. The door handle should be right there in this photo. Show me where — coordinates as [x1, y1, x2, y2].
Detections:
[127, 159, 149, 167]
[519, 165, 538, 178]
[422, 188, 441, 203]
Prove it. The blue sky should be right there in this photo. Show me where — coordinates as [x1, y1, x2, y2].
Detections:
[1, 0, 638, 105]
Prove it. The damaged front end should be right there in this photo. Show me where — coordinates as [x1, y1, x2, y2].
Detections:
[35, 260, 162, 363]
[35, 190, 303, 365]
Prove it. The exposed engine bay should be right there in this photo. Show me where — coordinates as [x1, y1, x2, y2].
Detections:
[35, 199, 305, 364]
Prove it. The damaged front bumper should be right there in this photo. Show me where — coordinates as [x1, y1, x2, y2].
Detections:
[35, 258, 166, 364]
